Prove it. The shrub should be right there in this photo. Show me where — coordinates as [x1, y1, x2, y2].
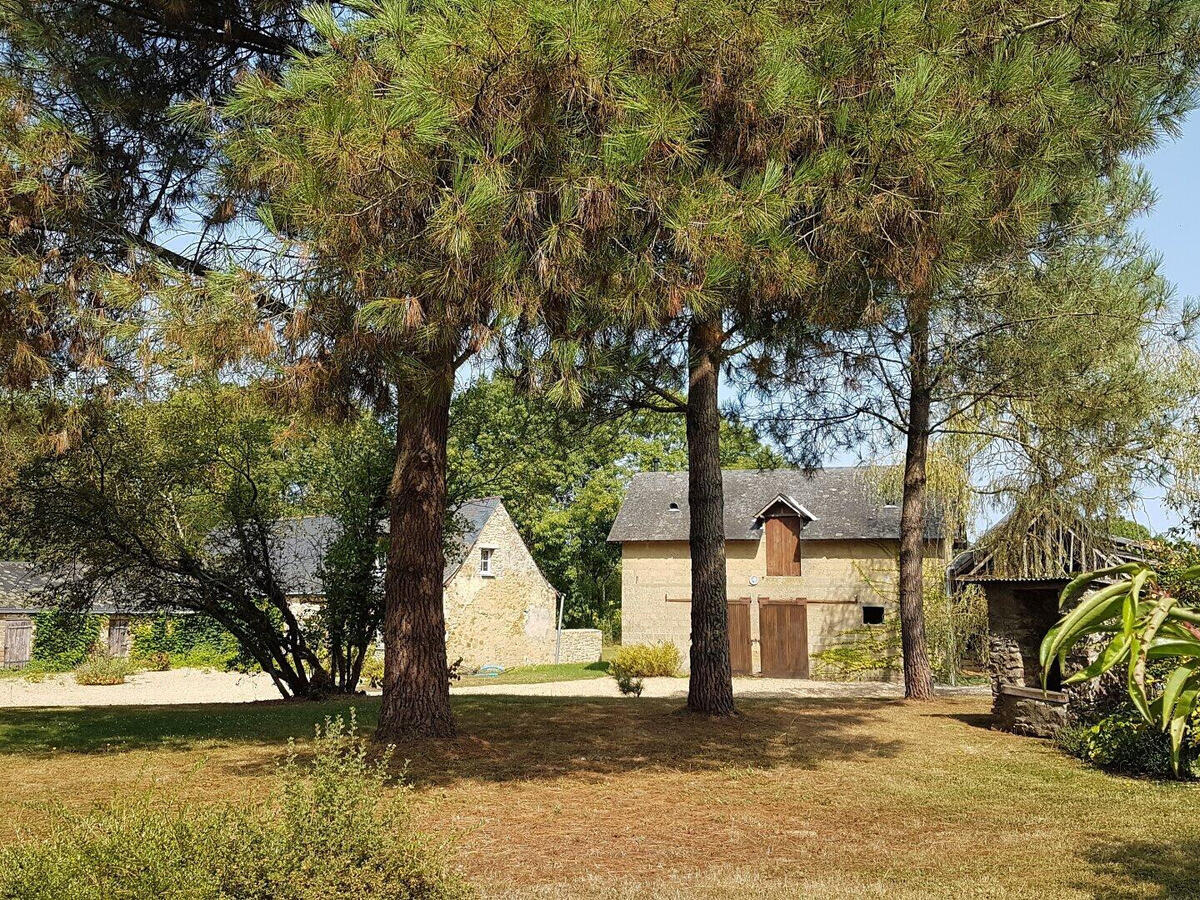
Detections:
[0, 711, 472, 900]
[144, 651, 172, 671]
[72, 651, 134, 686]
[613, 671, 645, 697]
[609, 642, 681, 691]
[361, 654, 384, 690]
[1058, 710, 1196, 780]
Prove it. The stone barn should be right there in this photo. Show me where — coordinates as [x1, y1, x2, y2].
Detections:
[949, 512, 1149, 737]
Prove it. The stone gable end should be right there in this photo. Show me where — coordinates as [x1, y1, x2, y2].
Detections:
[443, 502, 559, 669]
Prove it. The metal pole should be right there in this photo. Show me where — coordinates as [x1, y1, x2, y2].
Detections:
[554, 591, 564, 664]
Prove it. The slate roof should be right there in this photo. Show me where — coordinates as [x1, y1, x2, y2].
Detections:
[0, 561, 49, 610]
[0, 561, 124, 614]
[607, 468, 944, 543]
[272, 497, 503, 596]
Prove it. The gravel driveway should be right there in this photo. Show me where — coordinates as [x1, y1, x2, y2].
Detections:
[452, 676, 990, 700]
[0, 668, 282, 707]
[0, 668, 989, 708]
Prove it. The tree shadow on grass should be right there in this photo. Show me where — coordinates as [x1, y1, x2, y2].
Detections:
[1074, 838, 1200, 899]
[0, 695, 906, 785]
[307, 696, 904, 786]
[934, 711, 995, 731]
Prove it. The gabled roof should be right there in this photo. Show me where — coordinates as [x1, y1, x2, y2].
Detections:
[0, 561, 123, 614]
[0, 561, 48, 608]
[753, 493, 817, 523]
[607, 468, 944, 543]
[271, 497, 504, 595]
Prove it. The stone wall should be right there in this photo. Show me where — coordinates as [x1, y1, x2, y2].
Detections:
[985, 583, 1078, 738]
[555, 628, 602, 664]
[620, 536, 947, 678]
[443, 503, 559, 670]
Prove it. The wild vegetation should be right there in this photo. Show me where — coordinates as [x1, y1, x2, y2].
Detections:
[0, 712, 469, 900]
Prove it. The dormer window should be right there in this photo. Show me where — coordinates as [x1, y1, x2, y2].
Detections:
[668, 502, 680, 512]
[479, 547, 495, 576]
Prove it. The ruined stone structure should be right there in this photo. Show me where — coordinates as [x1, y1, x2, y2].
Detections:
[949, 510, 1148, 738]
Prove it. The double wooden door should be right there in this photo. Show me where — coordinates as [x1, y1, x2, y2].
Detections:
[759, 600, 809, 678]
[728, 600, 752, 675]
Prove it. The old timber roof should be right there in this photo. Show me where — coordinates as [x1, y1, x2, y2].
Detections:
[607, 468, 945, 543]
[948, 508, 1153, 585]
[273, 497, 503, 595]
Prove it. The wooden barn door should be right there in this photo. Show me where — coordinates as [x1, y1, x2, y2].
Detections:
[759, 600, 809, 678]
[3, 619, 32, 668]
[728, 600, 752, 675]
[107, 617, 131, 658]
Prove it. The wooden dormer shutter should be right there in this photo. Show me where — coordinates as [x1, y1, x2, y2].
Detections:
[765, 516, 803, 576]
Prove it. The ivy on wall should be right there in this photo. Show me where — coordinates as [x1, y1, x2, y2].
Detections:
[129, 614, 241, 668]
[30, 610, 101, 670]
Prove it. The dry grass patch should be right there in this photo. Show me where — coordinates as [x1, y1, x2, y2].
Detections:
[1, 694, 1197, 898]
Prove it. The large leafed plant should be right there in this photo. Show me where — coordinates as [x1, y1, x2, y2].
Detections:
[1042, 562, 1200, 773]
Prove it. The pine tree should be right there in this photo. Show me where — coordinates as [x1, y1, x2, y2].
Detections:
[746, 0, 1200, 697]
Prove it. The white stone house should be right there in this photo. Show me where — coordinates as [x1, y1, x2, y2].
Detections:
[275, 497, 601, 670]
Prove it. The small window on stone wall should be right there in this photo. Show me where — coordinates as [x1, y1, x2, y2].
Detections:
[480, 547, 495, 576]
[862, 605, 885, 626]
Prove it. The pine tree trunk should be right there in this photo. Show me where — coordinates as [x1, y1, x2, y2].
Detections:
[685, 317, 736, 717]
[376, 364, 456, 740]
[898, 309, 936, 701]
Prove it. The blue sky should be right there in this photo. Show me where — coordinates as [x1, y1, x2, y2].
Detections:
[1125, 119, 1200, 535]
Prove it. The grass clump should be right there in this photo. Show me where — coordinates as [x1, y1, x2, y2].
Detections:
[72, 651, 134, 686]
[0, 710, 471, 900]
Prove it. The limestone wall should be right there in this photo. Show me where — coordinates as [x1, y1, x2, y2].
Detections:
[555, 628, 602, 664]
[620, 536, 947, 678]
[443, 504, 559, 669]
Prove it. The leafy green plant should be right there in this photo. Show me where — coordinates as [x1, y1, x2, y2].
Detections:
[130, 614, 241, 671]
[1058, 708, 1196, 780]
[1042, 561, 1200, 774]
[30, 609, 100, 671]
[72, 650, 133, 686]
[0, 711, 471, 899]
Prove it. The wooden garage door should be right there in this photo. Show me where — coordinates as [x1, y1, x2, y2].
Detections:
[3, 619, 32, 668]
[759, 600, 808, 678]
[728, 600, 752, 675]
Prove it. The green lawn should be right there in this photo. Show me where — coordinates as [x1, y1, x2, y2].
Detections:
[1, 694, 1196, 899]
[454, 660, 608, 687]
